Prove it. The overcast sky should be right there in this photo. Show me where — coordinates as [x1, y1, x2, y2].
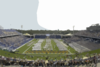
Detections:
[0, 0, 100, 30]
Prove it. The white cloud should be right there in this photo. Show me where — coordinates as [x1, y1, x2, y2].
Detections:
[37, 0, 100, 30]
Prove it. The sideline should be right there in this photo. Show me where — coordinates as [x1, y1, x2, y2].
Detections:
[59, 40, 71, 54]
[23, 40, 38, 54]
[25, 53, 74, 55]
[12, 38, 34, 51]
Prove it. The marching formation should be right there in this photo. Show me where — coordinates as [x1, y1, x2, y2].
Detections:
[27, 39, 68, 54]
[54, 39, 67, 51]
[26, 51, 68, 54]
[44, 39, 52, 50]
[32, 39, 44, 51]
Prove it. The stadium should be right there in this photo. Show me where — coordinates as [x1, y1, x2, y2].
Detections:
[0, 24, 100, 67]
[1, 0, 100, 66]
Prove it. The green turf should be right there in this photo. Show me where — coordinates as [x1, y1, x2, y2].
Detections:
[80, 48, 100, 57]
[1, 39, 100, 60]
[26, 39, 39, 51]
[70, 48, 100, 59]
[26, 53, 68, 60]
[1, 46, 100, 60]
[0, 49, 68, 60]
[65, 43, 100, 58]
[67, 46, 77, 53]
[16, 39, 36, 54]
[59, 39, 63, 42]
[0, 49, 30, 60]
[51, 39, 59, 51]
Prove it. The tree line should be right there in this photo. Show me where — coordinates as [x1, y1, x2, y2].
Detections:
[16, 23, 100, 35]
[86, 23, 100, 32]
[16, 29, 79, 35]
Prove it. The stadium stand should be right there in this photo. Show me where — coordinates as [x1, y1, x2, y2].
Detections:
[63, 36, 100, 52]
[56, 35, 61, 39]
[50, 35, 56, 38]
[35, 35, 46, 38]
[74, 30, 100, 38]
[0, 29, 21, 37]
[0, 29, 33, 51]
[49, 35, 61, 39]
[1, 29, 100, 67]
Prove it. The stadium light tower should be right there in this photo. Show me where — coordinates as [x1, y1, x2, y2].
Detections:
[21, 25, 23, 35]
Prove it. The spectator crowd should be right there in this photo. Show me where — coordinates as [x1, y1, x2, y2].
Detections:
[0, 54, 100, 67]
[74, 31, 100, 38]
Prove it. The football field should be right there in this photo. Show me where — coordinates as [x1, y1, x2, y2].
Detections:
[1, 38, 100, 60]
[16, 39, 69, 54]
[13, 38, 72, 60]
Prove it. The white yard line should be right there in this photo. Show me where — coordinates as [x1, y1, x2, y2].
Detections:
[60, 40, 68, 47]
[23, 40, 38, 54]
[25, 53, 74, 55]
[59, 40, 71, 54]
[27, 41, 34, 46]
[23, 43, 34, 54]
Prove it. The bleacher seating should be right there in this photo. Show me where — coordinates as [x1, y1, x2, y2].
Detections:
[63, 36, 100, 51]
[50, 35, 56, 38]
[0, 29, 33, 51]
[75, 31, 100, 38]
[56, 35, 61, 39]
[0, 29, 21, 37]
[0, 36, 33, 50]
[35, 35, 46, 38]
[49, 35, 61, 38]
